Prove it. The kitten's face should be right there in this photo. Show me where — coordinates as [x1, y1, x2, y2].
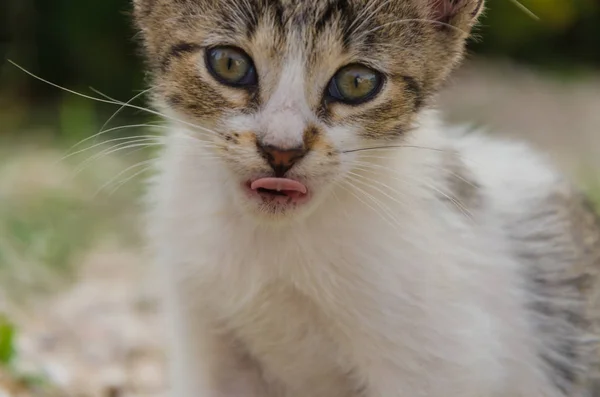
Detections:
[134, 0, 483, 220]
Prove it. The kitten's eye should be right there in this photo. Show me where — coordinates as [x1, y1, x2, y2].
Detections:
[327, 64, 383, 105]
[206, 46, 257, 87]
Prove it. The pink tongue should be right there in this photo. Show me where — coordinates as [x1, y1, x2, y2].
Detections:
[251, 178, 308, 194]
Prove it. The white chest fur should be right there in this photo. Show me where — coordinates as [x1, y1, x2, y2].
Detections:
[147, 123, 565, 397]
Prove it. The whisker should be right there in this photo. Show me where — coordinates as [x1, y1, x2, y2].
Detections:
[342, 145, 447, 154]
[343, 145, 483, 169]
[106, 150, 221, 197]
[61, 128, 167, 161]
[349, 154, 480, 190]
[347, 165, 447, 235]
[348, 161, 475, 223]
[91, 87, 155, 145]
[227, 0, 254, 26]
[341, 175, 404, 230]
[71, 132, 221, 176]
[107, 165, 156, 197]
[72, 140, 163, 177]
[509, 0, 540, 21]
[9, 60, 136, 106]
[90, 87, 218, 139]
[94, 159, 155, 198]
[349, 0, 395, 35]
[8, 60, 220, 138]
[64, 122, 167, 158]
[346, 170, 410, 208]
[334, 180, 400, 231]
[62, 137, 161, 165]
[330, 189, 344, 209]
[356, 18, 468, 41]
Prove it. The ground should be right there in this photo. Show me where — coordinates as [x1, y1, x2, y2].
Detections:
[0, 60, 599, 397]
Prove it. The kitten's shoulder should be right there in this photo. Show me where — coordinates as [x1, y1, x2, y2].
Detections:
[448, 127, 600, 391]
[450, 126, 599, 239]
[450, 128, 560, 202]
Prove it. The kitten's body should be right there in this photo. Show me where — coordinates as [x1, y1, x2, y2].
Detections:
[134, 0, 600, 396]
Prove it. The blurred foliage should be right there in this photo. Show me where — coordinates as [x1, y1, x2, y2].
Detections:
[0, 0, 599, 139]
[0, 316, 16, 366]
[472, 0, 600, 70]
[0, 315, 60, 396]
[587, 178, 600, 215]
[0, 139, 148, 301]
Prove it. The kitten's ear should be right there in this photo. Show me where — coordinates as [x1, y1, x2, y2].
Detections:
[418, 0, 485, 91]
[429, 0, 485, 29]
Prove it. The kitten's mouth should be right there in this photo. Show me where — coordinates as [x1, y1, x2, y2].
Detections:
[247, 177, 309, 204]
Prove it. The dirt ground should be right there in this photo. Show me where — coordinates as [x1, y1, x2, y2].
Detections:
[2, 59, 600, 397]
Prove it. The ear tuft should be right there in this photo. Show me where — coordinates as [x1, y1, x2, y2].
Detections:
[430, 0, 484, 27]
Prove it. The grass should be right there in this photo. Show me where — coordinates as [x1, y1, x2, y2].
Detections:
[0, 315, 15, 366]
[587, 184, 600, 215]
[0, 133, 154, 395]
[0, 137, 151, 303]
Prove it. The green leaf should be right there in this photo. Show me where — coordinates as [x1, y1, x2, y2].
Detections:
[0, 316, 16, 366]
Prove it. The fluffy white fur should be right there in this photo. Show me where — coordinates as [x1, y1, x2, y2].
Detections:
[146, 108, 576, 397]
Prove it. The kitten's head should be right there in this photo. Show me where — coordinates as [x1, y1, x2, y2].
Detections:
[134, 0, 483, 221]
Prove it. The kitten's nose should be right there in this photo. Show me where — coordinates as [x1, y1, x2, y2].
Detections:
[257, 142, 307, 177]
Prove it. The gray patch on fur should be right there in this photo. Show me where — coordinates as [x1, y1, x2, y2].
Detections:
[438, 150, 482, 214]
[504, 181, 600, 396]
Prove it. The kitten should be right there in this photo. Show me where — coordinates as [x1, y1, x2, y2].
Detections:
[133, 0, 600, 396]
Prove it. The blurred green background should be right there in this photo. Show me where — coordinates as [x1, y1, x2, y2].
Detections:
[0, 1, 599, 395]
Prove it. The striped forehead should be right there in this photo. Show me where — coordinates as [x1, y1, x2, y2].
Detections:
[206, 0, 416, 55]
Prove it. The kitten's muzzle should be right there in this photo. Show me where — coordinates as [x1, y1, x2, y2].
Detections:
[256, 142, 307, 178]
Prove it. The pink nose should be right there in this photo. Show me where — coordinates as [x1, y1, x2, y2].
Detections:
[256, 143, 307, 177]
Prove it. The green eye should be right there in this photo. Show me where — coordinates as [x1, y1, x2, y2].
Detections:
[206, 46, 257, 87]
[327, 64, 383, 104]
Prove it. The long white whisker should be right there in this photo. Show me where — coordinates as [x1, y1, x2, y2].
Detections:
[342, 145, 447, 154]
[64, 122, 167, 159]
[94, 159, 156, 198]
[357, 18, 467, 42]
[343, 145, 483, 169]
[107, 151, 221, 197]
[350, 155, 480, 189]
[61, 129, 166, 161]
[107, 166, 156, 197]
[350, 0, 380, 25]
[349, 0, 394, 34]
[72, 133, 219, 175]
[72, 140, 163, 177]
[334, 181, 399, 230]
[339, 176, 403, 231]
[346, 170, 410, 208]
[90, 87, 218, 139]
[64, 126, 219, 169]
[8, 60, 219, 138]
[348, 165, 447, 235]
[509, 0, 540, 21]
[92, 87, 155, 145]
[350, 161, 475, 222]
